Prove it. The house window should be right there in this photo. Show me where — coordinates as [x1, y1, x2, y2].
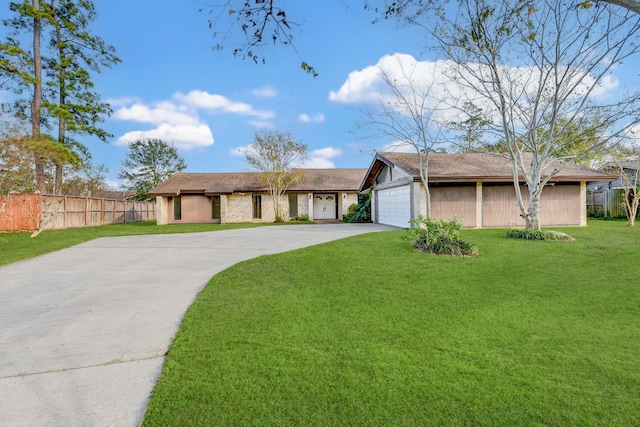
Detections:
[288, 193, 298, 217]
[252, 194, 262, 219]
[211, 195, 221, 220]
[173, 196, 182, 220]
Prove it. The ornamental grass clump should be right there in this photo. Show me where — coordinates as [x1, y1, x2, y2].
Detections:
[406, 216, 479, 257]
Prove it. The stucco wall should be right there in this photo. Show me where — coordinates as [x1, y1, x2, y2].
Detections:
[187, 195, 215, 223]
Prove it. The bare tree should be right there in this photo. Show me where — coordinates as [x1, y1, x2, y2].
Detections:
[0, 122, 35, 218]
[244, 131, 308, 222]
[201, 0, 317, 76]
[611, 144, 640, 226]
[378, 0, 640, 230]
[356, 56, 452, 218]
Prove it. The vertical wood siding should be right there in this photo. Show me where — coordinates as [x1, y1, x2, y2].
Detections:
[430, 186, 477, 227]
[483, 185, 525, 227]
[482, 184, 582, 227]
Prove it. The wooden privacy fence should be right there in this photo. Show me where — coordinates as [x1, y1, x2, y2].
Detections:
[587, 189, 626, 218]
[0, 193, 156, 232]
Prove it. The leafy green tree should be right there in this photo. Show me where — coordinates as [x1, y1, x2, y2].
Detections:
[244, 131, 308, 222]
[1, 0, 119, 194]
[43, 0, 120, 194]
[118, 139, 187, 201]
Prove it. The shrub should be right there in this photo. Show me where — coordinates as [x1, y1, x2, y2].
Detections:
[343, 192, 372, 223]
[292, 214, 309, 222]
[405, 216, 479, 257]
[505, 228, 548, 240]
[505, 229, 575, 241]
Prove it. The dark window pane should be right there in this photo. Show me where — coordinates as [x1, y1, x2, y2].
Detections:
[211, 196, 221, 220]
[288, 193, 298, 217]
[173, 196, 182, 220]
[252, 194, 262, 219]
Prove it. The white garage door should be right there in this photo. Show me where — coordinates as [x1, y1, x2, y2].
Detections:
[377, 185, 411, 228]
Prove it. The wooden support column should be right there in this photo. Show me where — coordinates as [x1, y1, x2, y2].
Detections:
[476, 181, 483, 228]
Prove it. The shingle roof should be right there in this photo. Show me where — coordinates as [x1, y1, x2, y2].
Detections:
[288, 169, 367, 192]
[360, 152, 618, 189]
[149, 168, 367, 196]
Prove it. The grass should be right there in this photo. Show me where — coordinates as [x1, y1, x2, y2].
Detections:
[0, 220, 273, 267]
[143, 220, 640, 426]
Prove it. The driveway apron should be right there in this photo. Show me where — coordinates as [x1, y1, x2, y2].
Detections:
[0, 224, 393, 426]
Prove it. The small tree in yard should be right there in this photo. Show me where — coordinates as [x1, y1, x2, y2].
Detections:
[118, 139, 187, 200]
[0, 125, 34, 218]
[612, 144, 640, 226]
[244, 131, 308, 222]
[355, 56, 451, 221]
[378, 0, 640, 231]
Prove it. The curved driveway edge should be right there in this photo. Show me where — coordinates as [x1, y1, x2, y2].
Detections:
[0, 223, 395, 426]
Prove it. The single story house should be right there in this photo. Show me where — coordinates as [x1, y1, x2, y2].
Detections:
[587, 161, 639, 192]
[586, 161, 639, 217]
[360, 151, 617, 228]
[149, 168, 366, 224]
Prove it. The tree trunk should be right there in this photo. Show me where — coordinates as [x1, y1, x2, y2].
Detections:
[526, 192, 542, 231]
[54, 0, 65, 196]
[32, 0, 45, 193]
[423, 183, 431, 220]
[627, 190, 639, 227]
[54, 162, 63, 195]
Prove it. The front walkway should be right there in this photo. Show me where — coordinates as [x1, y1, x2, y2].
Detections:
[0, 224, 394, 426]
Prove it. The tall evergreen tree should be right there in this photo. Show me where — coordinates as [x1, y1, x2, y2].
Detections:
[1, 1, 48, 191]
[0, 0, 119, 194]
[43, 0, 120, 194]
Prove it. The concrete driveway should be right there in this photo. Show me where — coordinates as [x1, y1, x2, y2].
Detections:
[0, 223, 394, 426]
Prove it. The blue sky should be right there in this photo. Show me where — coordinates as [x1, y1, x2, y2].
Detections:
[79, 0, 428, 188]
[2, 1, 639, 189]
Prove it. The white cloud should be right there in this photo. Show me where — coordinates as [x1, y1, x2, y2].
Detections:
[231, 145, 342, 169]
[111, 89, 278, 150]
[116, 124, 214, 150]
[174, 90, 274, 120]
[113, 102, 197, 126]
[380, 140, 417, 153]
[104, 179, 121, 190]
[329, 60, 388, 104]
[247, 120, 275, 129]
[330, 52, 621, 123]
[229, 146, 247, 157]
[302, 147, 343, 168]
[298, 113, 325, 123]
[252, 86, 277, 98]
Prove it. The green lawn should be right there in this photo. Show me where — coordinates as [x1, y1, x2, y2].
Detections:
[0, 220, 271, 267]
[143, 220, 640, 426]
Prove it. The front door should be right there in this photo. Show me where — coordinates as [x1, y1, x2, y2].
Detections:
[313, 193, 337, 219]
